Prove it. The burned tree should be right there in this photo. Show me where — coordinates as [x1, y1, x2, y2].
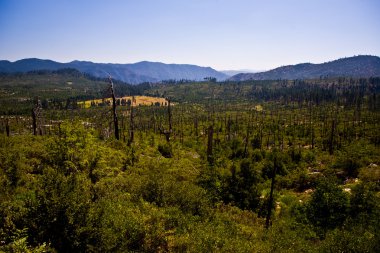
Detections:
[159, 98, 172, 142]
[5, 118, 10, 137]
[207, 125, 214, 164]
[128, 96, 135, 146]
[32, 97, 42, 136]
[108, 76, 119, 140]
[266, 150, 278, 229]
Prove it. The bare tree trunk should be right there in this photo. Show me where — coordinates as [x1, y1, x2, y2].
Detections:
[5, 118, 10, 137]
[109, 76, 119, 140]
[32, 108, 37, 136]
[227, 116, 232, 141]
[32, 98, 41, 136]
[160, 98, 172, 142]
[244, 114, 251, 157]
[168, 98, 172, 132]
[266, 152, 278, 229]
[194, 116, 198, 137]
[329, 119, 336, 155]
[180, 105, 184, 144]
[207, 125, 214, 163]
[128, 98, 134, 146]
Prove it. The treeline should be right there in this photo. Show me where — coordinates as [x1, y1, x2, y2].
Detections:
[148, 77, 380, 108]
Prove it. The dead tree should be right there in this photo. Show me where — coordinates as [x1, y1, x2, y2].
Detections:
[168, 98, 172, 132]
[194, 115, 198, 137]
[207, 125, 214, 164]
[32, 98, 42, 136]
[108, 76, 119, 140]
[244, 113, 252, 157]
[5, 118, 10, 137]
[266, 151, 278, 229]
[329, 118, 336, 155]
[128, 96, 135, 146]
[159, 98, 172, 142]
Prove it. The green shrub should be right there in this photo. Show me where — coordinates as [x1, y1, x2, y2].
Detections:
[158, 143, 173, 158]
[306, 177, 349, 234]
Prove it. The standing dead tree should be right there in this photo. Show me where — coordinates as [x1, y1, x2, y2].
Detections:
[207, 125, 214, 164]
[159, 98, 172, 142]
[266, 150, 278, 229]
[32, 97, 42, 136]
[128, 96, 135, 146]
[108, 76, 119, 140]
[5, 118, 10, 137]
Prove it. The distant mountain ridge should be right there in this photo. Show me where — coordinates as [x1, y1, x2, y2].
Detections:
[229, 55, 380, 81]
[0, 58, 228, 84]
[221, 69, 258, 76]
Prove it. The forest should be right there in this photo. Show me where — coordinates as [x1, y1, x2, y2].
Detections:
[0, 72, 379, 252]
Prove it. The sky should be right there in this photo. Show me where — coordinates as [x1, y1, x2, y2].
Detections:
[0, 0, 379, 71]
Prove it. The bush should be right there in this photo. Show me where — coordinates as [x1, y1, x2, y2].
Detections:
[222, 159, 262, 211]
[306, 177, 349, 233]
[158, 143, 173, 158]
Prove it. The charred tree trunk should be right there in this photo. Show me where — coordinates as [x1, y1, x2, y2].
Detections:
[207, 125, 214, 164]
[128, 97, 134, 146]
[194, 116, 198, 137]
[227, 116, 232, 141]
[32, 98, 41, 136]
[168, 98, 172, 133]
[180, 106, 184, 144]
[244, 116, 251, 157]
[266, 152, 278, 229]
[329, 119, 336, 155]
[32, 108, 37, 136]
[160, 98, 172, 142]
[5, 119, 10, 137]
[309, 100, 314, 149]
[109, 76, 119, 140]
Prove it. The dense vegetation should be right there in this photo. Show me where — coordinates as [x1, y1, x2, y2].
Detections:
[0, 70, 148, 114]
[0, 73, 379, 252]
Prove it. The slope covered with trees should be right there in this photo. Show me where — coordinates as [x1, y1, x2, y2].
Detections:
[0, 76, 379, 252]
[0, 69, 148, 114]
[229, 55, 380, 81]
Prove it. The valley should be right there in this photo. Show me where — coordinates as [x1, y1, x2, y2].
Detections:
[0, 69, 379, 252]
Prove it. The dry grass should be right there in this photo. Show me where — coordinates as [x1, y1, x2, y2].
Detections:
[79, 96, 169, 108]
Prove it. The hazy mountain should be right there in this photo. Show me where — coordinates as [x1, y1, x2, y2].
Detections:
[0, 58, 228, 84]
[0, 58, 65, 72]
[220, 69, 260, 76]
[228, 55, 380, 81]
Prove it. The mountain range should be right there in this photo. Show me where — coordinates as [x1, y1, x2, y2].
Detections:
[228, 55, 380, 81]
[1, 55, 379, 84]
[220, 69, 257, 76]
[0, 58, 228, 84]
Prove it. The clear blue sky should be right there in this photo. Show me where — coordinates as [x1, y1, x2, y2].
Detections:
[1, 0, 379, 70]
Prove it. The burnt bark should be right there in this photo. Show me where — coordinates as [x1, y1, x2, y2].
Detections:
[266, 152, 278, 229]
[109, 76, 119, 140]
[160, 98, 172, 142]
[128, 97, 134, 146]
[5, 119, 10, 137]
[329, 119, 336, 155]
[32, 98, 41, 136]
[207, 125, 214, 163]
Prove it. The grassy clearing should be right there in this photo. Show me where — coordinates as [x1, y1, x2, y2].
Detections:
[79, 96, 169, 108]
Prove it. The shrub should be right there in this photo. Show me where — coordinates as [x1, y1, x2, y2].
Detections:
[306, 177, 349, 233]
[158, 143, 173, 158]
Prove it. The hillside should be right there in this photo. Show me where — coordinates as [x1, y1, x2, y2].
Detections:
[0, 69, 146, 114]
[1, 76, 379, 252]
[0, 58, 228, 84]
[229, 55, 380, 81]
